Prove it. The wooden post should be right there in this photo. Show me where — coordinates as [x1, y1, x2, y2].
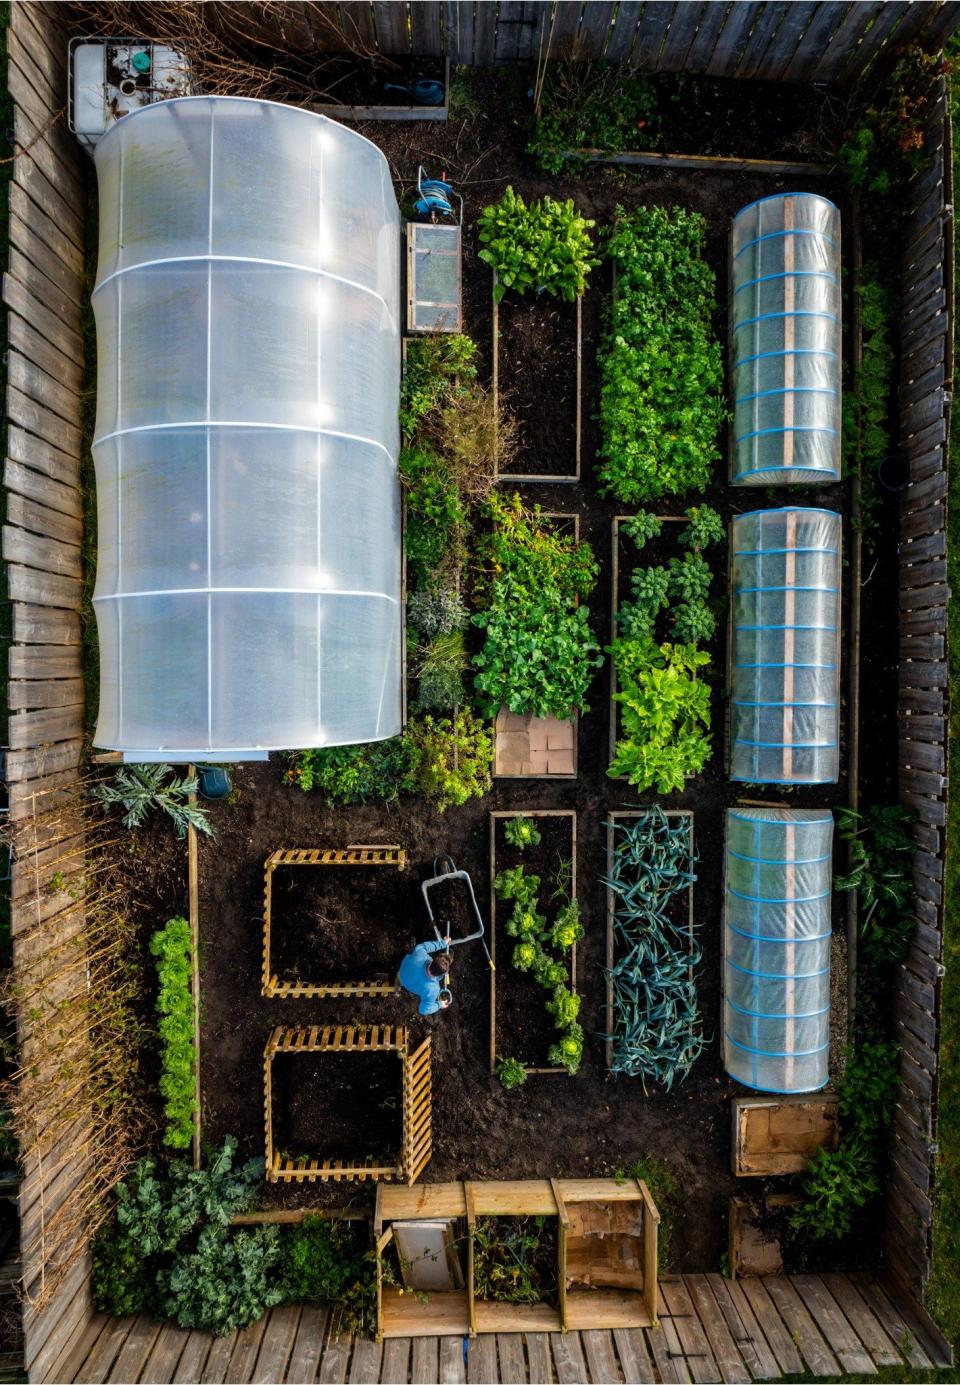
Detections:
[464, 1182, 477, 1337]
[638, 1180, 660, 1326]
[552, 1179, 568, 1330]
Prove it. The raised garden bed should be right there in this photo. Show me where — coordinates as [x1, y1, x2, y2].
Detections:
[489, 810, 578, 1075]
[492, 271, 581, 482]
[262, 847, 406, 998]
[731, 1095, 840, 1177]
[263, 1025, 431, 1185]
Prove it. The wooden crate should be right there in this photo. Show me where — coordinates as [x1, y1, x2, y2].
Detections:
[374, 1177, 658, 1338]
[262, 845, 406, 999]
[731, 1095, 840, 1176]
[263, 1025, 431, 1185]
[489, 810, 578, 1075]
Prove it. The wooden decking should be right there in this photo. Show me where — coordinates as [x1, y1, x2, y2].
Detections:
[52, 1273, 950, 1383]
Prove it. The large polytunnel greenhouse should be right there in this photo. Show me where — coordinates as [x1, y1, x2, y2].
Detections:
[91, 96, 402, 760]
[723, 807, 833, 1094]
[729, 508, 841, 785]
[730, 192, 841, 486]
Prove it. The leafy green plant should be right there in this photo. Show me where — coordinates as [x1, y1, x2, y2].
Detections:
[671, 598, 715, 647]
[528, 61, 662, 175]
[478, 186, 598, 302]
[548, 1021, 584, 1075]
[90, 764, 213, 839]
[162, 1223, 284, 1332]
[405, 708, 493, 812]
[504, 815, 542, 851]
[622, 510, 663, 550]
[609, 637, 711, 793]
[400, 444, 467, 587]
[473, 1216, 558, 1303]
[285, 737, 418, 802]
[599, 205, 724, 501]
[835, 805, 916, 963]
[838, 1039, 900, 1138]
[150, 918, 197, 1151]
[619, 1156, 679, 1271]
[679, 504, 725, 552]
[472, 493, 602, 719]
[551, 900, 584, 951]
[605, 809, 704, 1089]
[416, 629, 467, 712]
[400, 334, 477, 439]
[280, 1216, 375, 1333]
[407, 586, 468, 637]
[788, 1138, 880, 1241]
[496, 1057, 528, 1090]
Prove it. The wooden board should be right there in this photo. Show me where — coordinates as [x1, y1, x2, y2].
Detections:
[732, 1095, 840, 1175]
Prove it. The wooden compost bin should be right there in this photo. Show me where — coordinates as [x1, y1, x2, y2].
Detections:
[605, 809, 695, 1068]
[731, 1095, 840, 1175]
[374, 1178, 658, 1338]
[263, 1025, 431, 1185]
[262, 845, 406, 998]
[489, 809, 578, 1074]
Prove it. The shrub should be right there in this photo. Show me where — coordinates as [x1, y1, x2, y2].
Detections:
[472, 494, 602, 720]
[90, 763, 213, 839]
[285, 738, 418, 802]
[835, 805, 916, 964]
[400, 444, 467, 587]
[150, 918, 197, 1151]
[416, 630, 467, 712]
[839, 1039, 900, 1137]
[609, 637, 712, 793]
[528, 61, 662, 175]
[788, 1138, 880, 1241]
[478, 186, 598, 302]
[162, 1224, 284, 1333]
[407, 587, 468, 636]
[496, 1057, 528, 1090]
[504, 815, 542, 851]
[405, 709, 493, 812]
[400, 334, 477, 439]
[599, 205, 724, 502]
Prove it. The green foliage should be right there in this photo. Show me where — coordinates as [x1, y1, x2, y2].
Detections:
[478, 185, 598, 302]
[150, 918, 197, 1151]
[162, 1223, 284, 1332]
[407, 586, 468, 636]
[679, 504, 725, 552]
[551, 901, 584, 951]
[609, 637, 711, 793]
[671, 598, 715, 647]
[416, 630, 467, 712]
[404, 708, 493, 812]
[528, 61, 662, 175]
[788, 1138, 880, 1241]
[400, 334, 477, 439]
[844, 264, 896, 541]
[839, 1039, 900, 1138]
[547, 984, 581, 1028]
[473, 1216, 558, 1304]
[496, 1056, 528, 1090]
[92, 1224, 155, 1318]
[599, 205, 724, 502]
[620, 1156, 679, 1270]
[400, 444, 467, 588]
[835, 805, 916, 963]
[837, 50, 946, 206]
[548, 1021, 584, 1075]
[90, 763, 214, 840]
[606, 809, 704, 1089]
[285, 737, 418, 802]
[504, 815, 542, 851]
[472, 494, 602, 720]
[622, 510, 663, 550]
[622, 567, 670, 635]
[668, 552, 711, 604]
[280, 1216, 375, 1333]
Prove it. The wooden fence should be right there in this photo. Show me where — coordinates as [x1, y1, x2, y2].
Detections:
[300, 0, 960, 80]
[883, 74, 954, 1332]
[1, 2, 94, 1382]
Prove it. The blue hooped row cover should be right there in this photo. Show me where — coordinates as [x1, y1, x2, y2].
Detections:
[730, 192, 841, 486]
[723, 807, 832, 1094]
[729, 507, 841, 786]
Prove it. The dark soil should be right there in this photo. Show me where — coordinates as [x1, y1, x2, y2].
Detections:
[492, 813, 576, 1069]
[497, 293, 579, 478]
[270, 1050, 404, 1164]
[182, 66, 902, 1277]
[269, 863, 411, 986]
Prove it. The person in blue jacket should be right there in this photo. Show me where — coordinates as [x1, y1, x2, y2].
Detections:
[399, 938, 453, 1015]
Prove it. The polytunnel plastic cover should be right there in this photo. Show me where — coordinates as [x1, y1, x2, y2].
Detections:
[729, 508, 841, 785]
[92, 96, 402, 757]
[723, 807, 833, 1094]
[730, 193, 841, 486]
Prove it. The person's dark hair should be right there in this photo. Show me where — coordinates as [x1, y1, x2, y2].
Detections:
[429, 951, 452, 976]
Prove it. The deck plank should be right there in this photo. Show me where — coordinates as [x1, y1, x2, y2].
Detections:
[55, 1313, 110, 1383]
[790, 1275, 877, 1376]
[646, 1316, 690, 1385]
[761, 1277, 839, 1378]
[252, 1304, 301, 1383]
[288, 1306, 329, 1383]
[348, 1337, 382, 1384]
[581, 1329, 622, 1384]
[172, 1332, 215, 1384]
[659, 1279, 720, 1384]
[524, 1333, 552, 1384]
[819, 1274, 903, 1368]
[438, 1335, 467, 1384]
[140, 1324, 193, 1384]
[497, 1332, 527, 1382]
[382, 1336, 412, 1383]
[412, 1335, 440, 1384]
[851, 1276, 934, 1371]
[737, 1280, 803, 1376]
[550, 1331, 588, 1384]
[73, 1317, 137, 1384]
[227, 1316, 270, 1384]
[199, 1331, 239, 1385]
[704, 1273, 781, 1380]
[612, 1327, 654, 1384]
[318, 1325, 351, 1384]
[683, 1275, 751, 1382]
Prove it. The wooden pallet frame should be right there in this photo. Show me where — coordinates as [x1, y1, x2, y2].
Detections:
[488, 810, 578, 1075]
[604, 809, 695, 1070]
[263, 1024, 431, 1185]
[262, 846, 406, 999]
[731, 1094, 840, 1176]
[374, 1177, 659, 1338]
[492, 513, 581, 780]
[491, 269, 582, 483]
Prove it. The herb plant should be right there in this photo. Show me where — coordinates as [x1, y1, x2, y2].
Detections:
[400, 444, 467, 588]
[400, 334, 477, 439]
[407, 586, 468, 637]
[150, 918, 197, 1151]
[90, 763, 213, 840]
[609, 638, 711, 793]
[504, 815, 542, 851]
[404, 709, 494, 812]
[835, 805, 916, 964]
[788, 1138, 880, 1241]
[478, 186, 598, 302]
[599, 205, 724, 501]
